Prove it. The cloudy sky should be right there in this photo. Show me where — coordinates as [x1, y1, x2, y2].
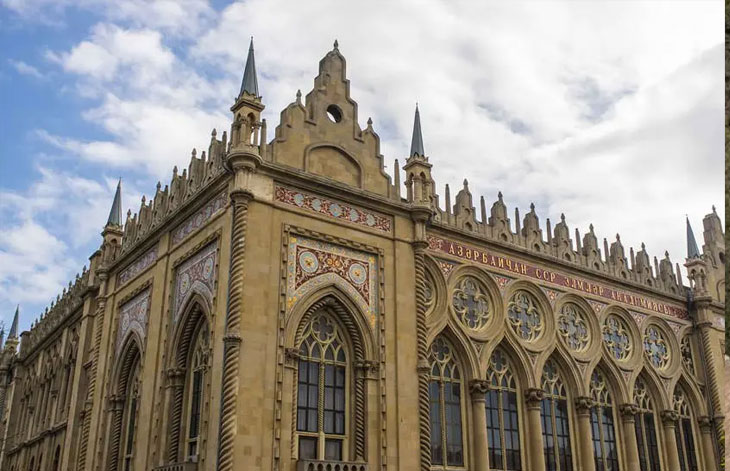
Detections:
[0, 0, 724, 333]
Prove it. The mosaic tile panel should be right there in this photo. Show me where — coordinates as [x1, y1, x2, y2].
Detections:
[275, 185, 391, 233]
[117, 247, 158, 286]
[173, 242, 218, 324]
[172, 191, 227, 245]
[287, 235, 378, 328]
[588, 300, 606, 314]
[116, 288, 151, 353]
[435, 258, 458, 277]
[494, 275, 512, 291]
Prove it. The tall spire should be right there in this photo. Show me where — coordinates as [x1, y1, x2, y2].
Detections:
[686, 216, 700, 259]
[240, 37, 259, 97]
[8, 305, 18, 339]
[409, 104, 425, 157]
[107, 179, 122, 227]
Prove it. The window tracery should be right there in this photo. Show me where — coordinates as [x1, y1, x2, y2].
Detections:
[643, 326, 670, 370]
[673, 388, 698, 471]
[185, 324, 209, 460]
[540, 360, 573, 471]
[602, 315, 632, 361]
[589, 370, 619, 471]
[451, 276, 490, 330]
[633, 379, 661, 471]
[296, 312, 348, 461]
[428, 336, 464, 468]
[557, 303, 590, 352]
[486, 349, 521, 471]
[122, 358, 141, 471]
[506, 291, 543, 342]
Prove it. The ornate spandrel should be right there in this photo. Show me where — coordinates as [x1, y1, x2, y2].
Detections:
[602, 315, 632, 361]
[451, 277, 490, 330]
[557, 303, 590, 352]
[643, 326, 670, 370]
[680, 336, 695, 375]
[506, 291, 543, 342]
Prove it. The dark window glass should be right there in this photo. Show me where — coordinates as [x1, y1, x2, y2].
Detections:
[298, 437, 317, 460]
[444, 382, 463, 466]
[296, 360, 319, 433]
[189, 370, 202, 440]
[681, 418, 698, 471]
[429, 381, 443, 465]
[486, 389, 503, 469]
[675, 424, 687, 471]
[323, 364, 345, 435]
[644, 414, 660, 471]
[504, 391, 521, 470]
[126, 397, 137, 454]
[591, 406, 618, 471]
[325, 439, 342, 461]
[602, 407, 619, 471]
[635, 415, 647, 471]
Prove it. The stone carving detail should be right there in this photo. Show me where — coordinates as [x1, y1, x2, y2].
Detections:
[287, 235, 378, 327]
[436, 259, 457, 277]
[680, 336, 695, 375]
[117, 247, 158, 286]
[602, 315, 632, 361]
[173, 241, 218, 323]
[588, 300, 606, 314]
[116, 288, 151, 353]
[643, 326, 670, 370]
[493, 275, 511, 291]
[172, 191, 227, 245]
[506, 290, 543, 341]
[557, 303, 590, 352]
[275, 185, 391, 233]
[423, 272, 436, 312]
[451, 276, 491, 330]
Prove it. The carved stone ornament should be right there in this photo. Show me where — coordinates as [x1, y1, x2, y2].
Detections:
[575, 396, 594, 413]
[469, 379, 490, 395]
[660, 409, 679, 425]
[619, 403, 639, 418]
[524, 388, 545, 407]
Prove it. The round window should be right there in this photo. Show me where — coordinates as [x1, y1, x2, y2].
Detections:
[326, 104, 342, 123]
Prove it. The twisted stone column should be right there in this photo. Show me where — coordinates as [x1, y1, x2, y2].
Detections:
[575, 397, 596, 471]
[619, 404, 640, 471]
[216, 190, 251, 471]
[108, 396, 125, 471]
[660, 410, 681, 471]
[413, 242, 431, 471]
[167, 368, 185, 463]
[697, 319, 724, 464]
[699, 416, 719, 471]
[470, 380, 489, 471]
[353, 361, 374, 461]
[524, 388, 546, 471]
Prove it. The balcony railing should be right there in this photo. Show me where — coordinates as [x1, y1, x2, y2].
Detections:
[152, 462, 197, 471]
[296, 460, 368, 471]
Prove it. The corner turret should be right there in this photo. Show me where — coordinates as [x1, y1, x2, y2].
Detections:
[404, 105, 435, 210]
[230, 38, 266, 154]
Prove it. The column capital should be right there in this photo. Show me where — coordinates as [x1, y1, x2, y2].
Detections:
[524, 388, 544, 408]
[575, 396, 594, 414]
[660, 410, 679, 426]
[697, 415, 714, 432]
[469, 379, 489, 397]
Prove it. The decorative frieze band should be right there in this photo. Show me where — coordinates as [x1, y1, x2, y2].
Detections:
[172, 190, 227, 245]
[117, 247, 158, 286]
[426, 235, 688, 320]
[275, 184, 392, 233]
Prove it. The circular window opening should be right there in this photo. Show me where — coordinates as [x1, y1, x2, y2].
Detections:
[326, 104, 343, 123]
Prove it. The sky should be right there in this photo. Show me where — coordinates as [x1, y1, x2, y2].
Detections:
[0, 0, 724, 334]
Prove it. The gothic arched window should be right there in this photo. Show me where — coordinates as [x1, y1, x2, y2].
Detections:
[296, 312, 348, 461]
[540, 360, 573, 471]
[428, 336, 464, 468]
[185, 323, 209, 460]
[633, 379, 660, 471]
[486, 349, 521, 471]
[589, 370, 619, 471]
[673, 388, 698, 471]
[122, 356, 141, 471]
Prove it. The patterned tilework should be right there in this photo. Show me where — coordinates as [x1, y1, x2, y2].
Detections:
[173, 242, 218, 324]
[494, 275, 512, 291]
[588, 300, 606, 314]
[116, 288, 151, 353]
[630, 310, 648, 327]
[275, 185, 392, 233]
[287, 235, 378, 328]
[435, 258, 458, 278]
[117, 247, 158, 286]
[544, 288, 560, 304]
[172, 191, 227, 245]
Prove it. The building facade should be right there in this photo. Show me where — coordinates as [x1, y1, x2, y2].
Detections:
[0, 41, 724, 471]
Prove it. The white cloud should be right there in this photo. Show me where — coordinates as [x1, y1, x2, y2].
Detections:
[8, 60, 44, 79]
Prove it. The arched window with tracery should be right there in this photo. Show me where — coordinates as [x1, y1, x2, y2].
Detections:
[486, 349, 521, 471]
[295, 312, 348, 461]
[121, 357, 141, 471]
[633, 378, 660, 471]
[185, 323, 209, 460]
[540, 359, 573, 471]
[673, 387, 698, 471]
[589, 370, 619, 471]
[427, 336, 464, 468]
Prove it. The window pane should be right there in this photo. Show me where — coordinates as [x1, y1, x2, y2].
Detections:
[325, 439, 342, 461]
[486, 390, 502, 469]
[445, 382, 463, 466]
[675, 423, 687, 471]
[298, 437, 317, 460]
[297, 360, 319, 432]
[635, 414, 647, 471]
[682, 418, 698, 471]
[429, 381, 443, 465]
[645, 414, 660, 471]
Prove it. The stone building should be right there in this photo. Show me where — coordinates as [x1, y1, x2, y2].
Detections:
[0, 40, 724, 471]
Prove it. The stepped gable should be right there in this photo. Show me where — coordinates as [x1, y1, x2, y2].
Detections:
[269, 41, 394, 198]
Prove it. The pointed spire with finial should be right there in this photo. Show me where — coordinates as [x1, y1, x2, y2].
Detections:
[8, 305, 19, 339]
[106, 179, 122, 227]
[240, 37, 259, 97]
[686, 216, 700, 259]
[410, 104, 425, 157]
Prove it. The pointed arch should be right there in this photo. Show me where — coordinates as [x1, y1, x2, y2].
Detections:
[537, 346, 583, 398]
[672, 381, 701, 471]
[486, 335, 534, 389]
[539, 355, 576, 471]
[427, 324, 478, 384]
[590, 357, 629, 405]
[632, 371, 663, 471]
[108, 335, 142, 471]
[632, 367, 670, 411]
[588, 364, 620, 471]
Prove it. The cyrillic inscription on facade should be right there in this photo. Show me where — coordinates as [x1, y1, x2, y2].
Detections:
[427, 235, 688, 319]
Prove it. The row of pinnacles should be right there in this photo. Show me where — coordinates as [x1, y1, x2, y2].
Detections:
[8, 39, 724, 357]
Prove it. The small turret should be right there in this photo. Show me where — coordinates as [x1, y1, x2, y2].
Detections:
[106, 179, 123, 229]
[685, 216, 708, 296]
[5, 305, 19, 352]
[230, 38, 265, 151]
[686, 217, 700, 259]
[404, 104, 435, 209]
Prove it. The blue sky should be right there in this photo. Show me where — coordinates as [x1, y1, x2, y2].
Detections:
[0, 0, 724, 334]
